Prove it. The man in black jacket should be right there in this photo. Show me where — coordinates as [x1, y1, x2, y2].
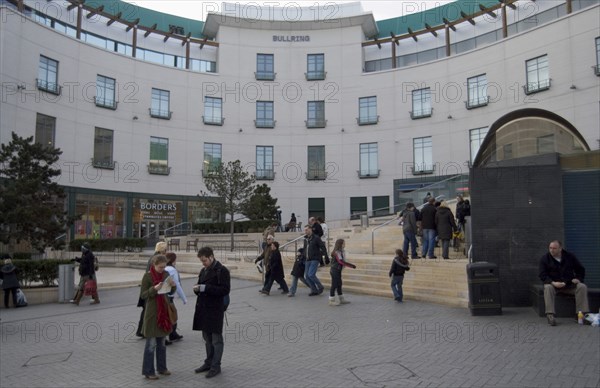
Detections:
[303, 226, 326, 296]
[70, 243, 99, 305]
[539, 240, 589, 326]
[420, 198, 437, 259]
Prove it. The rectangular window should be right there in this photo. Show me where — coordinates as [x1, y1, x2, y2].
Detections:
[256, 54, 275, 80]
[95, 75, 117, 109]
[372, 196, 390, 216]
[525, 55, 550, 94]
[203, 143, 222, 176]
[466, 74, 489, 109]
[307, 146, 326, 180]
[308, 197, 325, 220]
[148, 137, 170, 175]
[203, 97, 223, 125]
[35, 113, 56, 148]
[359, 143, 379, 178]
[37, 55, 60, 95]
[595, 37, 600, 76]
[256, 146, 274, 180]
[255, 101, 275, 128]
[411, 88, 432, 119]
[306, 101, 326, 128]
[469, 127, 488, 163]
[358, 96, 378, 125]
[537, 134, 555, 154]
[93, 127, 114, 169]
[350, 197, 367, 219]
[413, 136, 433, 174]
[306, 54, 325, 80]
[150, 88, 171, 119]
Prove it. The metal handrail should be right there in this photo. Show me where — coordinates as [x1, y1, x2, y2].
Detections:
[371, 217, 399, 254]
[163, 222, 192, 236]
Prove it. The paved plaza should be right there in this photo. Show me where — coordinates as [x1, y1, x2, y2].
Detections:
[1, 267, 599, 388]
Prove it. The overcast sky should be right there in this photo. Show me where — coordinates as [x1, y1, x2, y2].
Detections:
[123, 1, 453, 22]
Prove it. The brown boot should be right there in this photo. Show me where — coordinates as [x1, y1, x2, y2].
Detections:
[70, 290, 82, 306]
[90, 293, 100, 305]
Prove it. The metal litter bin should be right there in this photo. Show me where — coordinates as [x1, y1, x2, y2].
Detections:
[466, 262, 502, 316]
[360, 214, 369, 227]
[58, 264, 75, 303]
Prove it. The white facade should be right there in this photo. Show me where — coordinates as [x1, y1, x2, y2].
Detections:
[1, 0, 599, 228]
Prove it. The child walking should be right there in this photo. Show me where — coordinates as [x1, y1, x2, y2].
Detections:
[389, 249, 410, 302]
[329, 239, 356, 306]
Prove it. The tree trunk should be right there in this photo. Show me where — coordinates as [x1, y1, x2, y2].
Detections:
[229, 216, 235, 252]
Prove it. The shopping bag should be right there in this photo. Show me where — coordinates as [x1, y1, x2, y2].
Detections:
[167, 301, 178, 324]
[16, 288, 28, 307]
[83, 279, 97, 296]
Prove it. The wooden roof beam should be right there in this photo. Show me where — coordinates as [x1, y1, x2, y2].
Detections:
[67, 0, 83, 11]
[125, 18, 139, 32]
[424, 23, 438, 37]
[479, 4, 497, 18]
[443, 18, 457, 31]
[499, 0, 517, 10]
[144, 23, 157, 38]
[390, 32, 399, 45]
[199, 37, 208, 49]
[163, 33, 171, 43]
[107, 11, 121, 26]
[86, 4, 103, 18]
[181, 32, 191, 46]
[461, 11, 476, 25]
[407, 27, 418, 42]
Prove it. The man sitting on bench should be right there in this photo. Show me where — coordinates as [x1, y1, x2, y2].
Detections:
[539, 240, 589, 326]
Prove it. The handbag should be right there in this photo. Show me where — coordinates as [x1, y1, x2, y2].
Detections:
[83, 279, 97, 296]
[167, 301, 178, 324]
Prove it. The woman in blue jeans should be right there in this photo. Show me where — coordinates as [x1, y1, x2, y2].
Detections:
[389, 249, 410, 302]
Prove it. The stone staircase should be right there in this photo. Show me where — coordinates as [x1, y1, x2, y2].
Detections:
[228, 255, 469, 308]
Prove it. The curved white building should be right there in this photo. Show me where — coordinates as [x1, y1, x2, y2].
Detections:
[1, 0, 598, 240]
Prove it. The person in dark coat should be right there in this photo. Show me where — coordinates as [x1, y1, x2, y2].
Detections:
[389, 249, 410, 302]
[70, 242, 99, 305]
[434, 201, 457, 260]
[1, 256, 20, 308]
[288, 248, 308, 297]
[539, 240, 589, 326]
[260, 241, 289, 295]
[401, 203, 419, 259]
[420, 198, 437, 259]
[192, 247, 230, 379]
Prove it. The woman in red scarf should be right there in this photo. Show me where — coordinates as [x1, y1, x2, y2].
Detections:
[140, 254, 176, 380]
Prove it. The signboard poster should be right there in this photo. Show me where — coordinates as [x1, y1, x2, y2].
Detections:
[139, 200, 178, 221]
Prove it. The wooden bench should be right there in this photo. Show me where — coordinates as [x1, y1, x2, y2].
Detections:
[167, 238, 180, 251]
[186, 238, 199, 252]
[530, 283, 600, 317]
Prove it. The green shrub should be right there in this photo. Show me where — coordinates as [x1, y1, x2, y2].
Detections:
[12, 259, 73, 287]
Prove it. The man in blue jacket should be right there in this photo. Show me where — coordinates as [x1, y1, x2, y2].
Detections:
[539, 240, 589, 326]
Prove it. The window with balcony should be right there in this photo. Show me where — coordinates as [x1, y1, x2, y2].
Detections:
[359, 143, 379, 178]
[595, 37, 600, 76]
[256, 54, 275, 80]
[37, 55, 60, 95]
[203, 143, 222, 177]
[93, 127, 114, 169]
[95, 75, 117, 109]
[469, 127, 489, 163]
[256, 146, 274, 180]
[148, 137, 170, 175]
[306, 54, 325, 80]
[358, 96, 379, 125]
[307, 146, 326, 180]
[306, 101, 326, 128]
[466, 74, 489, 109]
[203, 97, 223, 125]
[525, 55, 550, 94]
[413, 136, 433, 175]
[410, 88, 432, 119]
[150, 88, 171, 119]
[255, 101, 275, 128]
[35, 113, 56, 148]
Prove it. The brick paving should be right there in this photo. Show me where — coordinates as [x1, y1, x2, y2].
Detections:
[1, 267, 599, 388]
